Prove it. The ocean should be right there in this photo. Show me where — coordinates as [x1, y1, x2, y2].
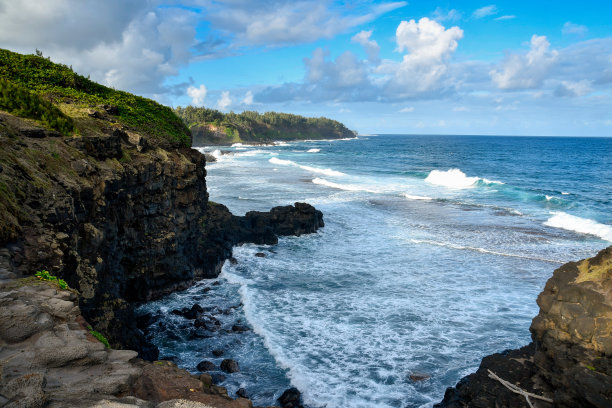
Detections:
[138, 134, 612, 407]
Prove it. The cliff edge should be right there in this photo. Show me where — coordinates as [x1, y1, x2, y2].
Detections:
[436, 246, 612, 408]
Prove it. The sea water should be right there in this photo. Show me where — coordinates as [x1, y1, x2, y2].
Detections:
[139, 135, 612, 407]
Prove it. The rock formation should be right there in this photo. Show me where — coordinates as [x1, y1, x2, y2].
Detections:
[436, 246, 612, 408]
[0, 110, 323, 407]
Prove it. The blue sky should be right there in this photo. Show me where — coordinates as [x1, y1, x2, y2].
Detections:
[1, 0, 611, 135]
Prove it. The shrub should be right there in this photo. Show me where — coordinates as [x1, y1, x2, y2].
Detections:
[87, 325, 110, 348]
[0, 78, 74, 135]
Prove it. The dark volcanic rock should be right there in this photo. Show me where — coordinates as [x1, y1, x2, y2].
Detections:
[278, 387, 303, 408]
[196, 360, 216, 372]
[436, 247, 612, 408]
[236, 388, 248, 399]
[220, 359, 240, 373]
[212, 349, 225, 357]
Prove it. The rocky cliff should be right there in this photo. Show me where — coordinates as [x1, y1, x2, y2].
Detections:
[436, 246, 612, 408]
[0, 107, 324, 407]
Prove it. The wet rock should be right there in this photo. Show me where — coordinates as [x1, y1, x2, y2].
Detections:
[231, 324, 249, 333]
[204, 153, 217, 162]
[136, 313, 155, 330]
[196, 360, 216, 372]
[212, 349, 224, 357]
[278, 387, 303, 408]
[409, 372, 431, 382]
[255, 252, 266, 257]
[229, 257, 238, 265]
[220, 359, 240, 373]
[236, 388, 248, 399]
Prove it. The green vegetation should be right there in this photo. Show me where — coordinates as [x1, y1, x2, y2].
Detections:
[35, 269, 68, 289]
[0, 78, 74, 135]
[175, 106, 355, 145]
[0, 48, 190, 147]
[87, 325, 110, 348]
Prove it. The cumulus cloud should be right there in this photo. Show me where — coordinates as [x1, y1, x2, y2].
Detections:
[351, 30, 380, 62]
[562, 22, 588, 36]
[0, 0, 198, 97]
[490, 35, 559, 90]
[201, 0, 406, 47]
[242, 91, 254, 105]
[386, 18, 463, 95]
[187, 84, 208, 106]
[217, 91, 232, 110]
[472, 5, 498, 19]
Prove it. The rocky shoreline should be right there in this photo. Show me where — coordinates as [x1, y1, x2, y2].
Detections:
[0, 110, 316, 407]
[436, 246, 611, 408]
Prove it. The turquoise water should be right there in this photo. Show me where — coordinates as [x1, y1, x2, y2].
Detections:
[140, 135, 612, 407]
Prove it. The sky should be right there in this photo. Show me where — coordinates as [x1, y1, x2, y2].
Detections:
[1, 0, 611, 136]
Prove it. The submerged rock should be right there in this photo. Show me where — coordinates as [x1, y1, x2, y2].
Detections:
[220, 359, 240, 373]
[196, 360, 216, 372]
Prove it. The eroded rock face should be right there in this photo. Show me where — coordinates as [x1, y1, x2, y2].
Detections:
[436, 247, 612, 408]
[0, 113, 324, 359]
[530, 246, 612, 407]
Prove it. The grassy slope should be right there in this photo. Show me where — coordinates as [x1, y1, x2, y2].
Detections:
[0, 48, 190, 147]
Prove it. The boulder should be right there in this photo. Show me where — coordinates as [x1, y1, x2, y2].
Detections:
[196, 361, 216, 372]
[220, 359, 240, 373]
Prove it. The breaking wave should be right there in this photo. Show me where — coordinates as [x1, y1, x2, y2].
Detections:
[544, 212, 612, 242]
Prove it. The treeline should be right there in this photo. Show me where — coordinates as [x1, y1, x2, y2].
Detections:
[174, 106, 355, 145]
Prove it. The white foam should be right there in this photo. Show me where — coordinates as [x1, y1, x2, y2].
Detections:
[268, 158, 346, 177]
[269, 157, 294, 166]
[312, 178, 379, 193]
[425, 169, 480, 189]
[425, 169, 503, 189]
[545, 195, 553, 201]
[544, 212, 612, 242]
[410, 239, 563, 264]
[562, 192, 570, 195]
[402, 193, 433, 201]
[307, 148, 320, 153]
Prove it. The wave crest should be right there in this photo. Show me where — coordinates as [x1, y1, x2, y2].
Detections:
[425, 168, 503, 189]
[544, 212, 612, 242]
[269, 158, 346, 177]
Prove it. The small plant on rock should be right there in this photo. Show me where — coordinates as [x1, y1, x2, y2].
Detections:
[87, 325, 110, 348]
[35, 269, 68, 289]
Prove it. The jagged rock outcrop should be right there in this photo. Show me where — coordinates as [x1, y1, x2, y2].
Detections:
[436, 247, 612, 408]
[0, 278, 261, 408]
[0, 112, 324, 359]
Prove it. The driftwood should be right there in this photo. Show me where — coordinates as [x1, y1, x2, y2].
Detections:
[487, 369, 553, 408]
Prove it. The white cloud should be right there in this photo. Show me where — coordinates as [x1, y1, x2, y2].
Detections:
[432, 7, 462, 22]
[555, 80, 592, 97]
[495, 15, 516, 21]
[352, 30, 380, 62]
[0, 1, 198, 97]
[242, 90, 254, 105]
[187, 84, 208, 106]
[305, 48, 368, 88]
[388, 18, 463, 95]
[490, 35, 559, 90]
[473, 5, 498, 19]
[400, 107, 414, 112]
[217, 91, 232, 110]
[562, 22, 588, 36]
[203, 0, 407, 47]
